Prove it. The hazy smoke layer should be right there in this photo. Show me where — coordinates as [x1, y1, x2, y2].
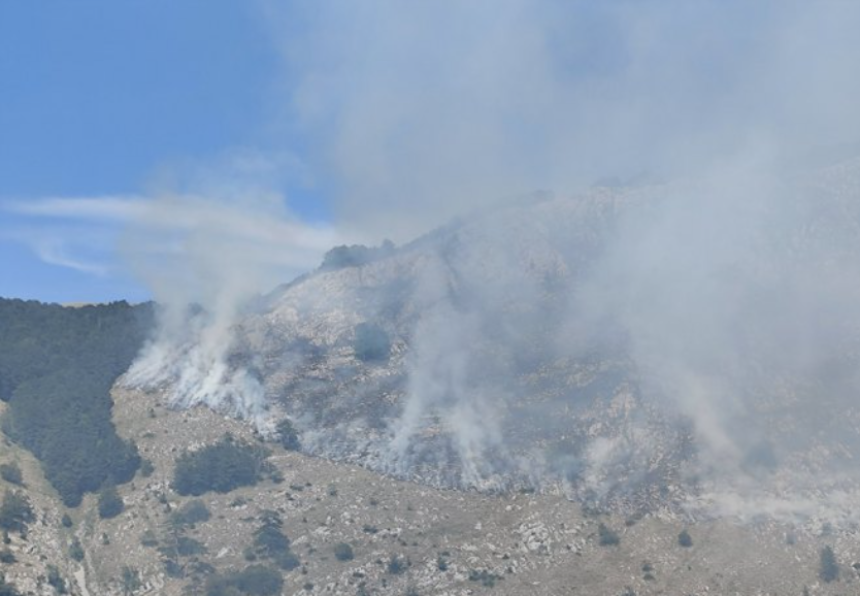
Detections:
[122, 172, 337, 423]
[121, 2, 860, 523]
[280, 1, 860, 239]
[272, 1, 860, 520]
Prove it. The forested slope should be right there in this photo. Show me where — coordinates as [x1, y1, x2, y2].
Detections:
[0, 298, 153, 505]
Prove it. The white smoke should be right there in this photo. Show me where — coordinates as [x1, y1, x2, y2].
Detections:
[112, 1, 860, 523]
[121, 168, 338, 424]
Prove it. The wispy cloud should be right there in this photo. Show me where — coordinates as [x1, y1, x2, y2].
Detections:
[1, 195, 147, 222]
[1, 191, 339, 284]
[29, 236, 109, 276]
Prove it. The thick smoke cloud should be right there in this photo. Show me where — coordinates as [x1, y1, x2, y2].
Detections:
[122, 155, 338, 423]
[279, 1, 860, 238]
[127, 2, 860, 522]
[271, 1, 860, 519]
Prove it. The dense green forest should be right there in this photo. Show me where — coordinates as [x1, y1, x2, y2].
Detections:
[0, 298, 154, 506]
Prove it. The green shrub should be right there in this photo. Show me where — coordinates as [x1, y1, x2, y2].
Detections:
[276, 419, 300, 452]
[0, 550, 14, 564]
[353, 323, 391, 362]
[140, 530, 159, 548]
[0, 574, 22, 596]
[177, 536, 207, 557]
[254, 525, 290, 557]
[0, 491, 33, 532]
[173, 437, 268, 496]
[678, 529, 693, 547]
[69, 538, 84, 562]
[97, 484, 124, 519]
[276, 551, 300, 572]
[61, 514, 73, 528]
[468, 569, 502, 587]
[319, 241, 395, 271]
[120, 566, 141, 595]
[47, 565, 66, 593]
[820, 545, 839, 583]
[171, 500, 211, 527]
[334, 542, 354, 561]
[205, 565, 283, 596]
[139, 459, 155, 478]
[387, 556, 407, 575]
[0, 464, 22, 486]
[598, 523, 620, 546]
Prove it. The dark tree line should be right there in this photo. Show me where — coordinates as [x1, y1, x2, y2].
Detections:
[0, 298, 154, 506]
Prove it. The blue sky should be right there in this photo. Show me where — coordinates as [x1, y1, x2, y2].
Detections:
[3, 2, 860, 304]
[0, 1, 327, 303]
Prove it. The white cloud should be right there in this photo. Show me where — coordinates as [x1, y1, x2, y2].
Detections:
[30, 237, 108, 276]
[1, 195, 147, 222]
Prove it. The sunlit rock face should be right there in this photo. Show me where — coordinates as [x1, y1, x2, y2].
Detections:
[128, 159, 860, 522]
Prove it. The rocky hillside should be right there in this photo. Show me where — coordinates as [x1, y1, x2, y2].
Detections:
[170, 157, 860, 521]
[6, 385, 860, 596]
[6, 160, 860, 594]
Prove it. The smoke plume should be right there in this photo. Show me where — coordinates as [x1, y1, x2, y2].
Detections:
[124, 2, 860, 522]
[121, 158, 337, 423]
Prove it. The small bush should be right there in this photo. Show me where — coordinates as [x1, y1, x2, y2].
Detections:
[140, 530, 159, 547]
[0, 464, 22, 486]
[468, 569, 501, 588]
[0, 491, 33, 532]
[177, 536, 207, 557]
[205, 564, 283, 596]
[46, 565, 66, 594]
[171, 499, 211, 527]
[0, 550, 15, 564]
[334, 542, 354, 561]
[173, 436, 268, 496]
[276, 419, 300, 452]
[139, 459, 155, 478]
[276, 551, 301, 572]
[120, 566, 141, 595]
[678, 529, 693, 547]
[319, 241, 395, 271]
[254, 525, 290, 557]
[353, 323, 391, 362]
[69, 538, 84, 562]
[61, 514, 73, 528]
[97, 484, 124, 519]
[387, 556, 407, 575]
[598, 523, 620, 546]
[820, 545, 839, 583]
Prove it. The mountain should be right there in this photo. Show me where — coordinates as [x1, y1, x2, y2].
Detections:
[5, 160, 860, 594]
[146, 157, 860, 519]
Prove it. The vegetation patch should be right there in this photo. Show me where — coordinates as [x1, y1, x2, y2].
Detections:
[0, 491, 33, 532]
[353, 323, 392, 362]
[334, 542, 354, 561]
[171, 499, 212, 528]
[97, 483, 124, 519]
[598, 523, 620, 546]
[204, 564, 283, 596]
[0, 464, 22, 486]
[173, 435, 269, 496]
[820, 545, 839, 583]
[0, 299, 152, 506]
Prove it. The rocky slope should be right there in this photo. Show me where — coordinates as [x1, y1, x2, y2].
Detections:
[191, 158, 860, 521]
[7, 160, 860, 594]
[5, 385, 860, 595]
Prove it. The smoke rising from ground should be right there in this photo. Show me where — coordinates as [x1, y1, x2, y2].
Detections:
[123, 3, 860, 521]
[121, 158, 338, 422]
